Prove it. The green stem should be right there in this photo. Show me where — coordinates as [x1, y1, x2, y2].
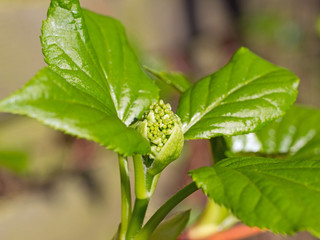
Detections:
[189, 199, 231, 237]
[132, 154, 148, 199]
[134, 182, 199, 240]
[126, 155, 160, 239]
[118, 154, 132, 240]
[210, 136, 228, 164]
[126, 198, 150, 239]
[197, 199, 230, 227]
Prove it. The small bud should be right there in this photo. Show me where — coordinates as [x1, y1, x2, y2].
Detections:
[136, 100, 184, 175]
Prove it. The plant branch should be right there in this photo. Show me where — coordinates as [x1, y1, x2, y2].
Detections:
[126, 198, 150, 239]
[132, 154, 148, 199]
[210, 136, 228, 164]
[118, 154, 132, 240]
[134, 182, 199, 240]
[126, 155, 160, 239]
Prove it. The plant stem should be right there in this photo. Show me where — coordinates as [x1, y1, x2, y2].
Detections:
[132, 154, 148, 199]
[126, 197, 150, 239]
[118, 154, 132, 240]
[187, 199, 232, 238]
[210, 136, 228, 164]
[134, 182, 199, 240]
[126, 155, 160, 239]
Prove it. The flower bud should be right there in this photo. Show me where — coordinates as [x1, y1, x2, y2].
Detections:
[137, 100, 184, 175]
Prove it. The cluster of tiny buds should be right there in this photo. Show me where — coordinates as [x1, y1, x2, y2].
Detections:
[144, 100, 176, 154]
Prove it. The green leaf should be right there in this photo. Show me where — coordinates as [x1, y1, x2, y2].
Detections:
[0, 68, 150, 156]
[227, 105, 320, 159]
[0, 0, 159, 155]
[190, 157, 320, 237]
[0, 150, 28, 174]
[177, 47, 299, 140]
[82, 10, 159, 125]
[41, 0, 158, 125]
[144, 67, 192, 93]
[150, 210, 190, 240]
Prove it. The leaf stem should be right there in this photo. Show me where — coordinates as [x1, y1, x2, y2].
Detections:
[126, 155, 160, 239]
[134, 182, 199, 240]
[210, 136, 228, 164]
[132, 154, 148, 199]
[126, 197, 150, 239]
[118, 154, 132, 240]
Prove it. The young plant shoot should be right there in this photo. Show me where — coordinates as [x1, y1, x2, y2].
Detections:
[137, 100, 184, 176]
[1, 0, 320, 239]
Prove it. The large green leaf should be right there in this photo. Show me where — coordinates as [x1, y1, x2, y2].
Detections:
[0, 68, 149, 155]
[0, 0, 159, 155]
[41, 0, 158, 125]
[190, 157, 320, 237]
[144, 67, 192, 93]
[227, 105, 320, 159]
[177, 47, 299, 139]
[150, 210, 190, 240]
[82, 10, 158, 125]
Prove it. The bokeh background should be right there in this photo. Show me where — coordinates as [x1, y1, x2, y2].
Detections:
[0, 0, 320, 239]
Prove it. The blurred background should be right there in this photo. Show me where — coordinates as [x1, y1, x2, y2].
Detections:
[0, 0, 320, 239]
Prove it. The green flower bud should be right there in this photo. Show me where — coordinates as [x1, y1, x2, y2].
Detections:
[136, 100, 184, 175]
